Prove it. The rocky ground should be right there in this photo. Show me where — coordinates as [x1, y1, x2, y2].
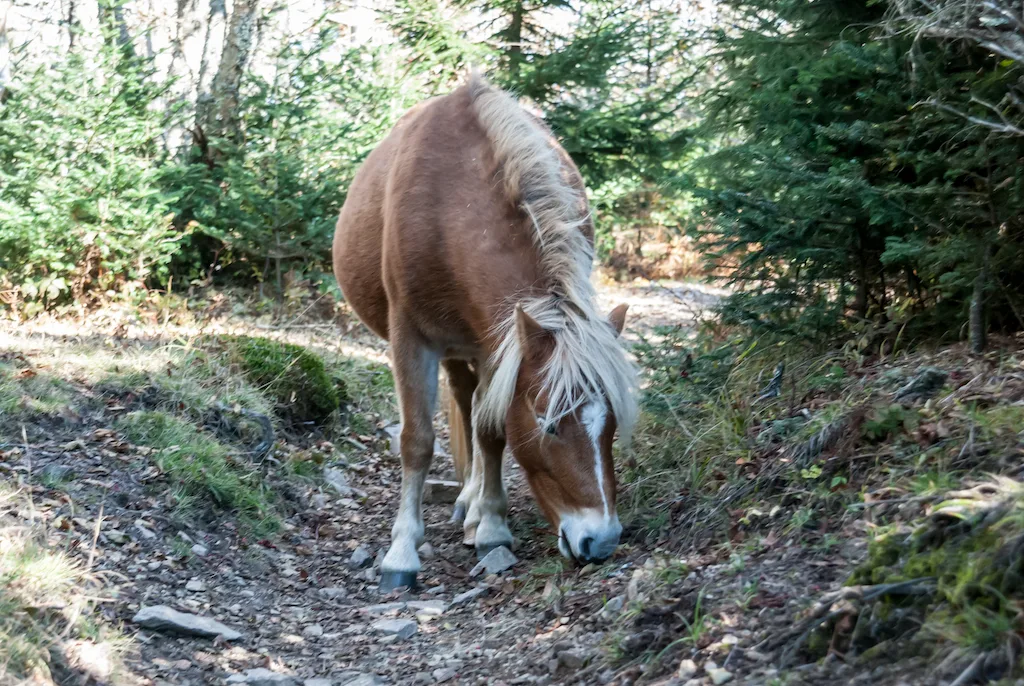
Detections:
[3, 280, 1021, 686]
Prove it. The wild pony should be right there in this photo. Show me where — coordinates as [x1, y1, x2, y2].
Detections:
[332, 74, 637, 592]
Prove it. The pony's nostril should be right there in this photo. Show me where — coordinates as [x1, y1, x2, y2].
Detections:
[580, 536, 594, 560]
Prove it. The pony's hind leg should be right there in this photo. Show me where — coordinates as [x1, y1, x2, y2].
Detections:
[442, 360, 477, 525]
[379, 329, 439, 593]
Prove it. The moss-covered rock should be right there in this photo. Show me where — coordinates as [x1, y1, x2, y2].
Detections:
[840, 477, 1024, 666]
[224, 336, 343, 426]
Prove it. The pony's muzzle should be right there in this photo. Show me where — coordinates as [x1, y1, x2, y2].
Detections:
[557, 511, 622, 564]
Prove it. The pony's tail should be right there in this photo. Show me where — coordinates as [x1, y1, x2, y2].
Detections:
[446, 385, 471, 484]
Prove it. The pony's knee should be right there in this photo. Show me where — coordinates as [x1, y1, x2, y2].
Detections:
[400, 423, 434, 467]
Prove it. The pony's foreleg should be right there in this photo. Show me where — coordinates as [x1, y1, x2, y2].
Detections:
[380, 334, 439, 593]
[470, 422, 512, 559]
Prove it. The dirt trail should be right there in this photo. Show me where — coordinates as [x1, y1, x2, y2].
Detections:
[3, 279, 736, 686]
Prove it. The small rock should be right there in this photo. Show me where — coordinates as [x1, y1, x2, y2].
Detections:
[469, 546, 517, 577]
[226, 668, 297, 686]
[132, 605, 241, 640]
[310, 493, 329, 509]
[349, 545, 373, 569]
[450, 587, 488, 606]
[319, 587, 347, 600]
[423, 480, 461, 504]
[720, 634, 739, 646]
[556, 650, 589, 670]
[371, 618, 417, 640]
[105, 530, 128, 545]
[425, 584, 446, 595]
[380, 423, 402, 456]
[190, 543, 209, 557]
[682, 680, 703, 686]
[432, 667, 457, 683]
[40, 463, 74, 483]
[303, 624, 324, 639]
[677, 659, 698, 680]
[706, 667, 733, 685]
[360, 601, 406, 614]
[418, 542, 435, 559]
[324, 467, 353, 496]
[599, 595, 625, 619]
[134, 520, 157, 540]
[185, 578, 205, 592]
[61, 640, 113, 682]
[342, 675, 386, 686]
[305, 680, 333, 686]
[407, 600, 446, 615]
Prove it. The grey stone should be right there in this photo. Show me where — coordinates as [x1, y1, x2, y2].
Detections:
[359, 601, 406, 614]
[371, 618, 417, 640]
[304, 680, 333, 686]
[226, 668, 297, 686]
[341, 676, 386, 686]
[191, 543, 209, 557]
[469, 546, 517, 577]
[132, 605, 241, 640]
[134, 520, 157, 540]
[61, 640, 113, 682]
[598, 595, 625, 619]
[431, 667, 457, 683]
[302, 624, 324, 638]
[707, 668, 733, 685]
[418, 542, 435, 559]
[40, 463, 74, 483]
[185, 578, 205, 592]
[422, 480, 461, 504]
[450, 586, 488, 606]
[407, 600, 446, 615]
[324, 467, 353, 497]
[380, 423, 402, 456]
[557, 650, 589, 670]
[349, 545, 373, 569]
[677, 659, 698, 680]
[105, 530, 128, 545]
[319, 587, 347, 600]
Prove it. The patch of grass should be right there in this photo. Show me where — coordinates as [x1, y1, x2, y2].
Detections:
[0, 362, 77, 418]
[0, 487, 125, 683]
[117, 411, 278, 534]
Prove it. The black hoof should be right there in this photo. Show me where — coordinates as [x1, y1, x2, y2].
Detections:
[475, 542, 512, 560]
[450, 502, 466, 524]
[379, 571, 417, 594]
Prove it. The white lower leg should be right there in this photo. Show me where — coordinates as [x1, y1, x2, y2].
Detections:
[473, 435, 512, 551]
[382, 469, 426, 574]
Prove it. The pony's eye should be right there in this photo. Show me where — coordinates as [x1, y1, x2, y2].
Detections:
[537, 416, 558, 437]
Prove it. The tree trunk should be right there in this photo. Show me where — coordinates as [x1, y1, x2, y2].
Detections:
[195, 0, 229, 136]
[505, 1, 524, 82]
[200, 0, 258, 141]
[0, 14, 9, 103]
[969, 242, 994, 354]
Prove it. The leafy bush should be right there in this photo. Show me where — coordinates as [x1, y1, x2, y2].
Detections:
[0, 47, 185, 315]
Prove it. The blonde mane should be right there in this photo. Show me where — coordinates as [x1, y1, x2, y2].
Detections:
[468, 75, 638, 443]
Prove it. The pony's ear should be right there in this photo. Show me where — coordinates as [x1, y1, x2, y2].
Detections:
[515, 304, 552, 361]
[607, 303, 628, 338]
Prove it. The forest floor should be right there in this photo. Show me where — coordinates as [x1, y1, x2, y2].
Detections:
[2, 279, 1023, 686]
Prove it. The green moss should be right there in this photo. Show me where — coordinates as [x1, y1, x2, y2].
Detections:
[847, 478, 1024, 660]
[226, 336, 342, 426]
[118, 411, 277, 534]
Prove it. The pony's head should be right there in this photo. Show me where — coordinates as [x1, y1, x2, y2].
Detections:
[504, 302, 633, 563]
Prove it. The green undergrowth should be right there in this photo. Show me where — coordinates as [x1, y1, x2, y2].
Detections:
[117, 411, 278, 535]
[0, 486, 127, 684]
[626, 324, 1024, 546]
